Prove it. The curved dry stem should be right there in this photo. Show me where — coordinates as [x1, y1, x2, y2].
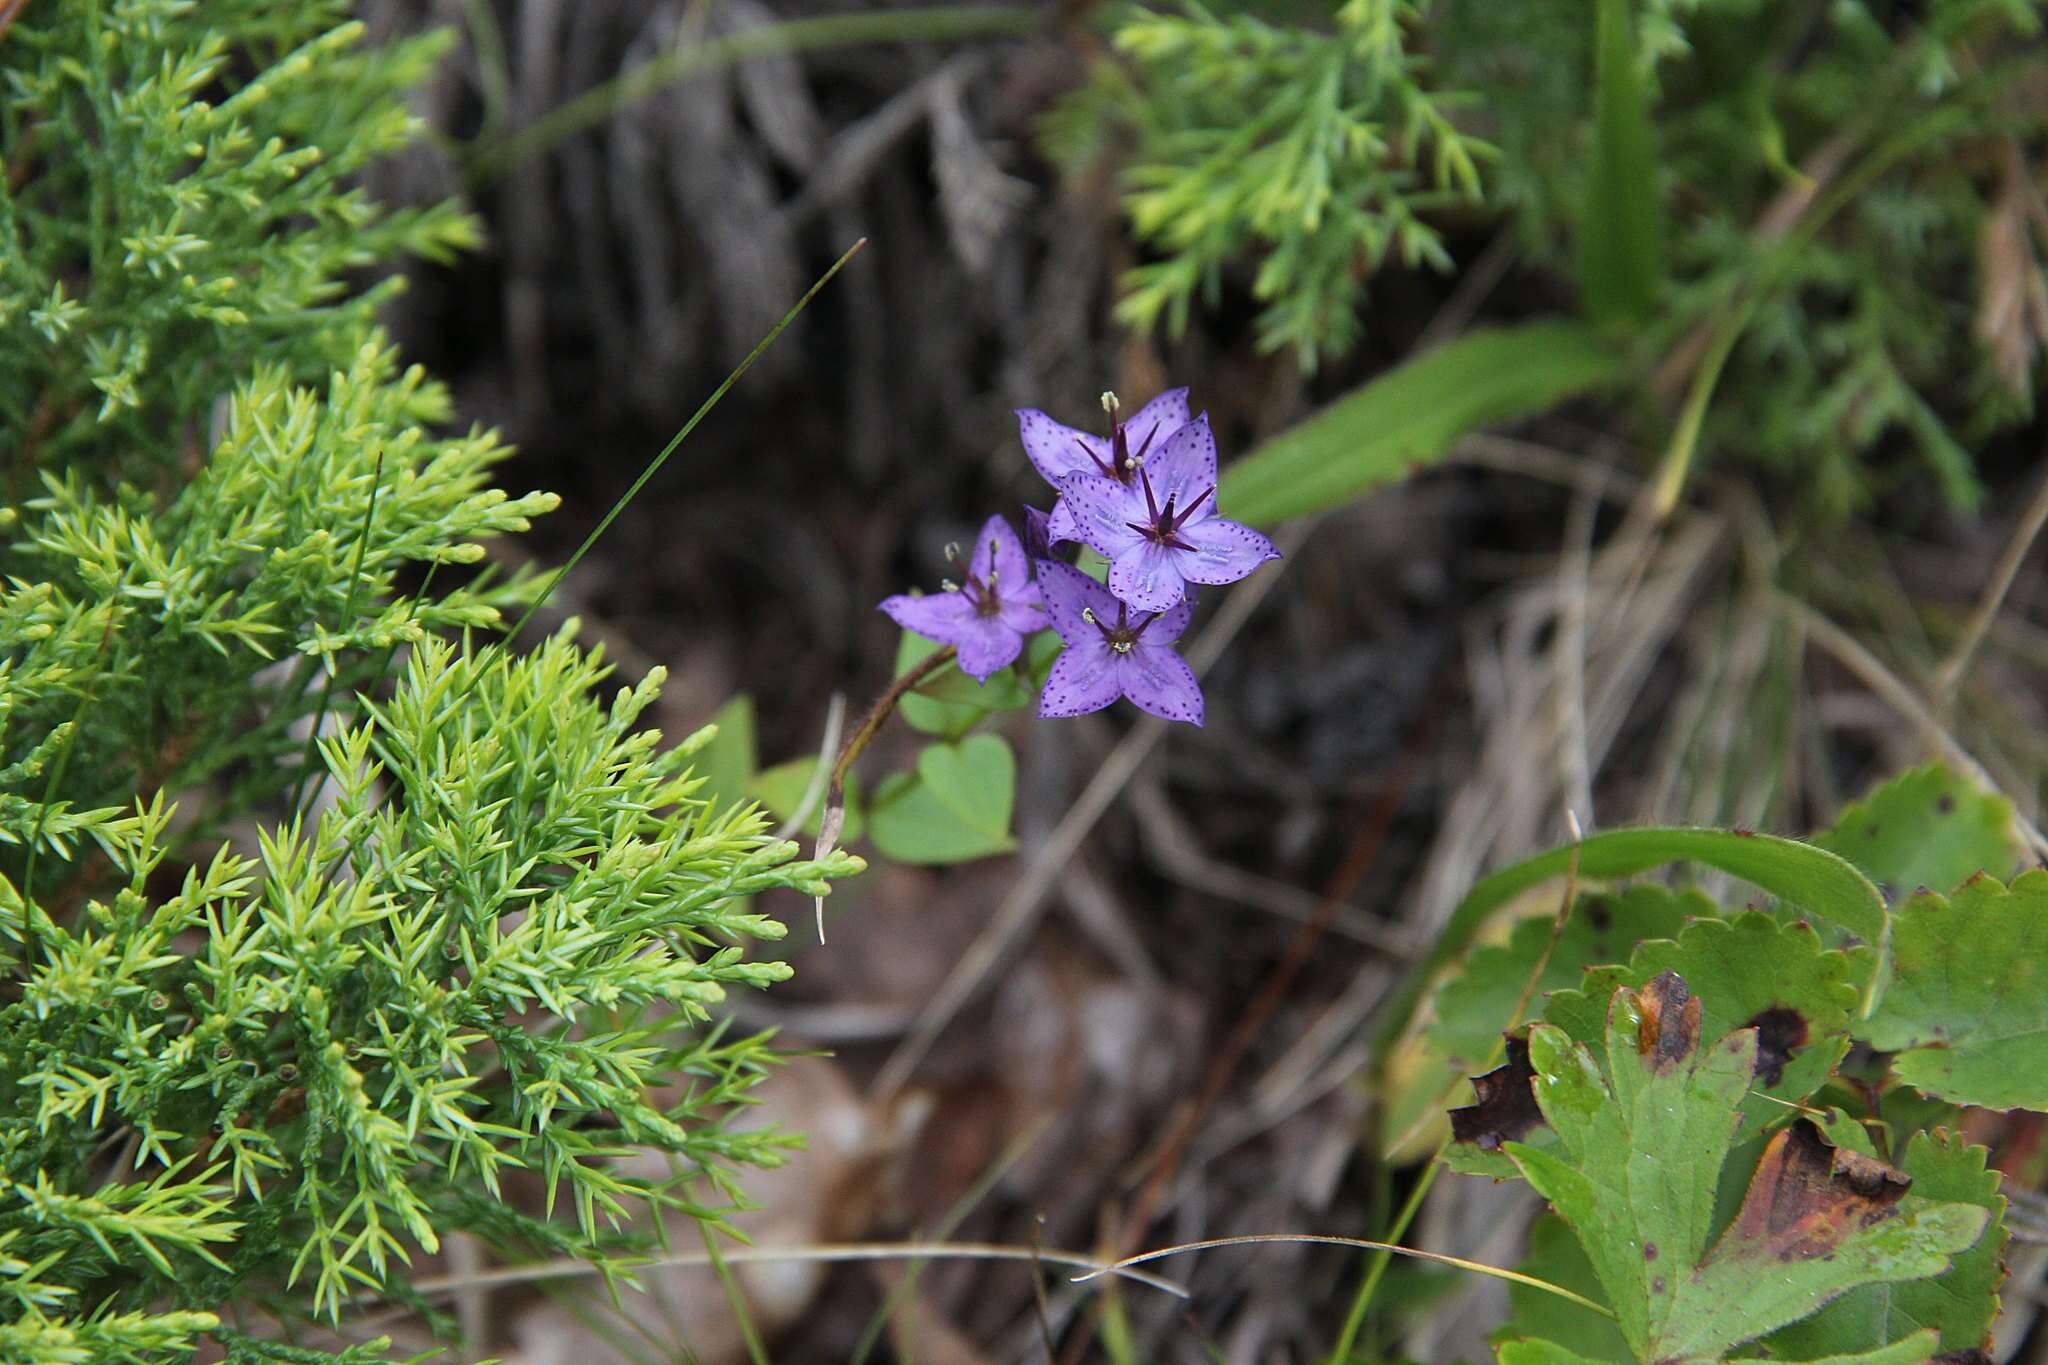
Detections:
[396, 1239, 1191, 1302]
[1073, 1234, 1614, 1319]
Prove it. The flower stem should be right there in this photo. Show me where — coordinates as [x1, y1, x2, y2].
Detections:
[808, 645, 959, 944]
[827, 646, 957, 805]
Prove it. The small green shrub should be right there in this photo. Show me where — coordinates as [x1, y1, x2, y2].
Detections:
[0, 6, 858, 1359]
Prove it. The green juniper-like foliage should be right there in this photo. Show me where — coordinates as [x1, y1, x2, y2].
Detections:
[0, 4, 859, 1359]
[1061, 0, 2047, 514]
[1042, 0, 1493, 369]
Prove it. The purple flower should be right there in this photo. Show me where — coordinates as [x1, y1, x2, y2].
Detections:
[1035, 560, 1204, 725]
[1015, 388, 1191, 490]
[1052, 413, 1280, 613]
[880, 515, 1050, 681]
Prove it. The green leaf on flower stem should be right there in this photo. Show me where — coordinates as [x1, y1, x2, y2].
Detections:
[896, 630, 1038, 739]
[1510, 973, 1988, 1361]
[1379, 826, 1888, 1061]
[746, 756, 863, 844]
[1542, 913, 1858, 1141]
[697, 693, 756, 814]
[1026, 627, 1061, 682]
[1853, 869, 2048, 1110]
[1765, 1128, 2008, 1359]
[867, 734, 1016, 865]
[1215, 321, 1620, 527]
[1813, 762, 2019, 900]
[1426, 885, 1702, 1073]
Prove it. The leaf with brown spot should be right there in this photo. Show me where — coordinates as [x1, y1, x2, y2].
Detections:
[1542, 912, 1856, 1141]
[1505, 973, 1988, 1361]
[1767, 1128, 2010, 1359]
[1449, 1032, 1544, 1154]
[1746, 1004, 1809, 1087]
[1633, 969, 1699, 1071]
[1815, 763, 2019, 902]
[1677, 1121, 1987, 1358]
[1426, 886, 1700, 1072]
[1715, 1121, 1912, 1263]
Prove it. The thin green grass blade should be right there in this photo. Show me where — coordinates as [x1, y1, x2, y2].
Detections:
[509, 238, 866, 641]
[700, 1219, 772, 1365]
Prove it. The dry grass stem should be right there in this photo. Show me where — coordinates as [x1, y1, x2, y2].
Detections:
[1935, 451, 2048, 705]
[1789, 594, 2048, 859]
[395, 1240, 1192, 1303]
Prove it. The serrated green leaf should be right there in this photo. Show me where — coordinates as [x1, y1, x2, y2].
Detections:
[866, 735, 1016, 865]
[1813, 763, 2019, 899]
[1511, 985, 1758, 1356]
[1579, 0, 1663, 326]
[1380, 827, 1889, 1061]
[1543, 914, 1858, 1140]
[1215, 321, 1620, 526]
[1510, 974, 1988, 1361]
[1684, 1155, 1982, 1362]
[746, 756, 862, 844]
[896, 630, 1036, 739]
[1853, 869, 2048, 1109]
[1428, 886, 1703, 1072]
[1765, 1129, 2007, 1358]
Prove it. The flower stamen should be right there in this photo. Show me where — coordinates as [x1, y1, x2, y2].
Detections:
[1124, 468, 1209, 552]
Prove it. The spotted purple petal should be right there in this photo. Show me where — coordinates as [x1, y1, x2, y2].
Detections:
[1038, 642, 1123, 718]
[1045, 498, 1081, 547]
[997, 584, 1049, 636]
[1171, 517, 1282, 587]
[881, 591, 976, 639]
[1119, 387, 1192, 457]
[1015, 408, 1103, 485]
[1152, 591, 1196, 645]
[1014, 388, 1192, 489]
[1054, 473, 1146, 561]
[1116, 646, 1204, 726]
[1036, 559, 1106, 643]
[1108, 540, 1186, 613]
[968, 514, 1030, 596]
[954, 616, 1026, 680]
[1143, 412, 1218, 511]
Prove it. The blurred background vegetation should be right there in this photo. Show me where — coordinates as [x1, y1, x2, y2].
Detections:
[95, 0, 2048, 1356]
